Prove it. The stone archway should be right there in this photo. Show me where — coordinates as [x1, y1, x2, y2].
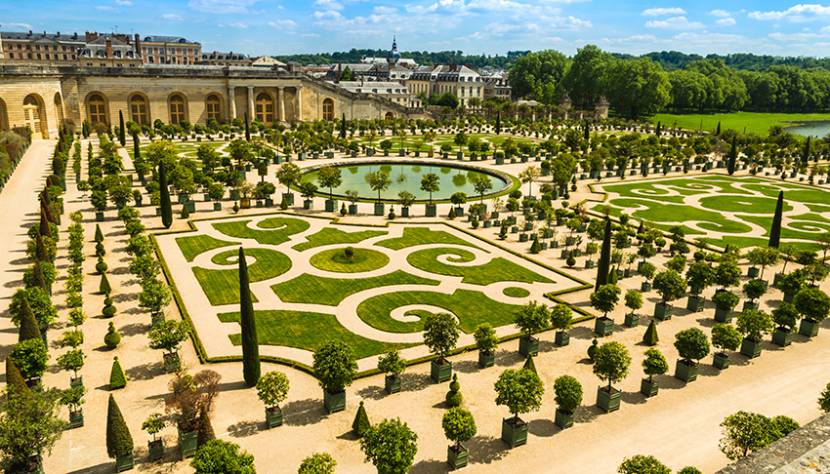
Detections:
[23, 94, 48, 139]
[54, 93, 65, 129]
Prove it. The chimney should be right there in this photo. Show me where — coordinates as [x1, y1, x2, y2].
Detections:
[106, 38, 112, 58]
[134, 34, 141, 58]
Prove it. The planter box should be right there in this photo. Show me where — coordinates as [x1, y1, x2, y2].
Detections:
[686, 295, 704, 313]
[555, 330, 570, 347]
[596, 386, 621, 413]
[323, 390, 346, 414]
[348, 204, 358, 215]
[425, 203, 437, 217]
[773, 328, 793, 347]
[213, 202, 222, 211]
[148, 439, 164, 462]
[447, 445, 469, 470]
[431, 359, 453, 383]
[747, 266, 760, 278]
[265, 198, 274, 207]
[178, 429, 198, 459]
[478, 351, 495, 368]
[799, 319, 820, 338]
[624, 312, 639, 328]
[743, 301, 759, 312]
[554, 408, 574, 429]
[501, 417, 528, 448]
[640, 378, 658, 397]
[641, 281, 652, 292]
[594, 316, 614, 337]
[713, 352, 730, 370]
[714, 307, 733, 323]
[518, 335, 539, 357]
[163, 352, 180, 373]
[384, 374, 401, 394]
[115, 453, 134, 472]
[265, 406, 284, 428]
[282, 193, 295, 206]
[95, 211, 105, 222]
[303, 199, 313, 210]
[740, 338, 763, 359]
[401, 207, 410, 218]
[68, 409, 84, 429]
[653, 302, 672, 321]
[70, 376, 83, 388]
[374, 203, 385, 216]
[675, 360, 698, 383]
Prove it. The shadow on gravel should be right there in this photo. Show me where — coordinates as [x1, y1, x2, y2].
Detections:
[282, 398, 326, 426]
[466, 435, 508, 464]
[227, 419, 261, 438]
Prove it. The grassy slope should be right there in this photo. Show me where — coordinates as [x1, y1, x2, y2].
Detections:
[652, 112, 830, 136]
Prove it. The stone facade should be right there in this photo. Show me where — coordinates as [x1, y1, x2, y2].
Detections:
[0, 65, 423, 139]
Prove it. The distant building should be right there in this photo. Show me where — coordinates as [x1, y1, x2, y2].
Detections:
[141, 35, 201, 65]
[408, 64, 485, 107]
[199, 51, 251, 66]
[332, 80, 418, 108]
[0, 30, 142, 67]
[481, 71, 512, 101]
[325, 37, 419, 83]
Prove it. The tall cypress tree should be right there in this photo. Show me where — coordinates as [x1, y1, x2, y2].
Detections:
[132, 132, 142, 178]
[769, 191, 784, 249]
[715, 121, 721, 135]
[583, 120, 590, 142]
[18, 299, 42, 343]
[339, 113, 347, 139]
[39, 208, 51, 239]
[239, 247, 260, 387]
[118, 110, 126, 147]
[726, 136, 737, 176]
[655, 121, 662, 137]
[159, 161, 173, 229]
[244, 112, 251, 142]
[802, 137, 811, 167]
[106, 395, 133, 460]
[495, 111, 501, 135]
[35, 234, 47, 262]
[595, 218, 612, 290]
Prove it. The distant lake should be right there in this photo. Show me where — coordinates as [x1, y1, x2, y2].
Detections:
[787, 121, 830, 138]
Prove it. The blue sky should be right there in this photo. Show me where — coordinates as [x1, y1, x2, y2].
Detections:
[3, 1, 830, 57]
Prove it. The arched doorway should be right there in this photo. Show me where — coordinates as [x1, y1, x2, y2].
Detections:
[23, 94, 48, 139]
[0, 98, 8, 131]
[255, 93, 275, 124]
[322, 98, 334, 121]
[205, 94, 223, 122]
[128, 93, 150, 126]
[54, 93, 65, 129]
[168, 94, 187, 125]
[384, 112, 394, 121]
[86, 93, 109, 126]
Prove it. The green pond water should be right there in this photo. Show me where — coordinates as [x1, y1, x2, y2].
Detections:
[787, 121, 830, 138]
[301, 163, 510, 201]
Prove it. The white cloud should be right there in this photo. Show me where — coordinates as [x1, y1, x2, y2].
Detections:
[228, 21, 248, 29]
[716, 17, 736, 26]
[2, 22, 32, 31]
[710, 9, 730, 17]
[187, 0, 258, 14]
[642, 7, 685, 17]
[114, 0, 132, 5]
[161, 13, 183, 20]
[769, 31, 829, 41]
[749, 4, 830, 21]
[646, 16, 705, 30]
[267, 19, 297, 28]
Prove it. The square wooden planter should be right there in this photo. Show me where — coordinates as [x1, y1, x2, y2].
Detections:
[714, 307, 733, 323]
[478, 351, 495, 368]
[67, 409, 84, 429]
[653, 302, 672, 321]
[323, 390, 347, 414]
[115, 453, 134, 472]
[686, 295, 704, 313]
[740, 338, 763, 359]
[799, 319, 820, 338]
[675, 360, 698, 383]
[265, 406, 284, 428]
[501, 417, 528, 448]
[555, 330, 570, 347]
[148, 440, 164, 462]
[431, 359, 453, 383]
[640, 378, 658, 397]
[518, 335, 539, 357]
[447, 445, 469, 470]
[384, 374, 401, 394]
[178, 429, 198, 459]
[624, 312, 639, 328]
[713, 352, 730, 370]
[554, 408, 574, 429]
[772, 328, 793, 347]
[596, 386, 621, 413]
[594, 317, 614, 337]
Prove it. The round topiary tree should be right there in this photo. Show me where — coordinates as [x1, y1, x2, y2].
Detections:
[423, 313, 460, 382]
[640, 347, 668, 397]
[793, 286, 830, 337]
[624, 289, 643, 328]
[553, 375, 582, 429]
[711, 323, 742, 369]
[190, 439, 255, 474]
[742, 279, 768, 310]
[473, 323, 499, 368]
[298, 452, 337, 474]
[550, 303, 573, 346]
[11, 338, 48, 382]
[673, 327, 710, 383]
[377, 350, 406, 394]
[592, 341, 631, 412]
[736, 309, 774, 358]
[618, 455, 671, 474]
[514, 301, 550, 356]
[591, 284, 621, 336]
[771, 302, 800, 346]
[652, 269, 687, 320]
[256, 371, 290, 429]
[313, 341, 357, 414]
[494, 368, 544, 448]
[360, 418, 418, 474]
[442, 407, 476, 468]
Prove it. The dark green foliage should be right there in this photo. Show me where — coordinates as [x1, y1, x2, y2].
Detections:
[109, 357, 127, 389]
[643, 319, 659, 345]
[352, 401, 371, 437]
[553, 375, 583, 413]
[726, 136, 737, 175]
[18, 299, 42, 343]
[191, 439, 255, 474]
[360, 418, 418, 474]
[313, 341, 357, 393]
[529, 237, 541, 254]
[104, 322, 121, 349]
[445, 374, 463, 407]
[159, 161, 173, 229]
[423, 312, 460, 361]
[118, 110, 126, 146]
[674, 328, 710, 362]
[244, 112, 251, 142]
[522, 355, 537, 374]
[618, 455, 671, 474]
[99, 273, 111, 295]
[4, 357, 30, 395]
[106, 395, 133, 458]
[11, 339, 48, 381]
[587, 338, 598, 361]
[102, 296, 117, 318]
[94, 224, 104, 243]
[595, 218, 612, 290]
[239, 248, 260, 387]
[769, 191, 784, 248]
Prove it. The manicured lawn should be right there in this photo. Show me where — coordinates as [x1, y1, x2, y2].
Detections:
[309, 247, 390, 273]
[218, 310, 410, 359]
[292, 227, 387, 251]
[175, 234, 236, 262]
[503, 287, 530, 298]
[212, 216, 310, 245]
[193, 248, 291, 305]
[652, 112, 830, 136]
[406, 247, 552, 285]
[272, 271, 439, 306]
[376, 227, 481, 250]
[356, 289, 523, 333]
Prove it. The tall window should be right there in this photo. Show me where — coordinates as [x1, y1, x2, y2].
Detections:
[129, 94, 149, 125]
[255, 93, 274, 124]
[322, 98, 334, 121]
[87, 94, 108, 125]
[205, 94, 222, 121]
[168, 94, 186, 124]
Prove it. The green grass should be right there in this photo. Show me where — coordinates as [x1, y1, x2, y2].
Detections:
[503, 287, 530, 298]
[652, 112, 830, 136]
[309, 248, 390, 273]
[406, 247, 552, 285]
[212, 217, 310, 245]
[175, 234, 236, 262]
[193, 248, 292, 305]
[218, 310, 410, 359]
[292, 228, 387, 251]
[376, 227, 481, 251]
[272, 271, 439, 306]
[356, 289, 523, 333]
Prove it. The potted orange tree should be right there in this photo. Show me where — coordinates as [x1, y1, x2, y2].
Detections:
[737, 309, 774, 358]
[514, 301, 549, 356]
[424, 313, 460, 383]
[673, 328, 710, 383]
[640, 348, 668, 397]
[256, 371, 290, 428]
[377, 350, 406, 394]
[711, 323, 741, 369]
[553, 375, 582, 429]
[593, 341, 630, 413]
[495, 368, 544, 448]
[443, 407, 477, 469]
[473, 323, 498, 368]
[313, 341, 358, 414]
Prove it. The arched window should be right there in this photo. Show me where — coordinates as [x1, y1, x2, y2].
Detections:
[129, 94, 149, 125]
[205, 94, 222, 122]
[54, 93, 64, 126]
[385, 112, 394, 121]
[255, 92, 274, 124]
[322, 98, 334, 121]
[168, 94, 187, 124]
[87, 93, 108, 125]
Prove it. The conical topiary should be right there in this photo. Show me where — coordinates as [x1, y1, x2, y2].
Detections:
[608, 266, 619, 285]
[445, 373, 462, 407]
[18, 299, 42, 343]
[109, 356, 127, 390]
[35, 233, 47, 262]
[95, 224, 104, 243]
[5, 357, 30, 395]
[102, 296, 117, 318]
[95, 241, 106, 257]
[104, 322, 121, 349]
[106, 394, 133, 459]
[522, 354, 537, 374]
[530, 237, 541, 254]
[96, 256, 108, 274]
[595, 218, 612, 290]
[352, 400, 371, 438]
[769, 191, 784, 249]
[197, 404, 215, 446]
[99, 273, 111, 295]
[643, 319, 659, 346]
[159, 161, 173, 229]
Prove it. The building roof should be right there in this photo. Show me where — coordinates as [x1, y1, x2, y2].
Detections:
[142, 35, 198, 44]
[202, 51, 249, 60]
[1, 31, 85, 43]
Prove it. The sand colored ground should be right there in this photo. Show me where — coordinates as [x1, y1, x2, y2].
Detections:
[0, 139, 825, 473]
